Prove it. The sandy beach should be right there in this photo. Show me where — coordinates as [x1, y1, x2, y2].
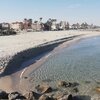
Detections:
[0, 30, 100, 58]
[0, 30, 100, 93]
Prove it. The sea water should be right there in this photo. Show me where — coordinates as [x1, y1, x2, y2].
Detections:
[29, 36, 100, 97]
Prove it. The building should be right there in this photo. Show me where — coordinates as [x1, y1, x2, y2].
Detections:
[58, 21, 67, 30]
[71, 23, 81, 29]
[1, 23, 10, 30]
[32, 21, 43, 31]
[23, 18, 33, 31]
[0, 23, 2, 29]
[10, 22, 23, 31]
[51, 19, 57, 31]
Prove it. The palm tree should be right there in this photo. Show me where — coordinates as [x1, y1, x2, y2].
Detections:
[39, 17, 43, 22]
[39, 17, 44, 31]
[34, 21, 38, 23]
[81, 22, 88, 29]
[51, 19, 57, 31]
[28, 19, 32, 29]
[72, 24, 77, 29]
[76, 23, 80, 29]
[84, 22, 88, 29]
[23, 18, 28, 30]
[43, 18, 52, 31]
[66, 22, 70, 30]
[24, 18, 27, 23]
[28, 19, 32, 24]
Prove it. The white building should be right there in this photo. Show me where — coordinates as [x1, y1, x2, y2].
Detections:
[32, 22, 42, 31]
[2, 23, 10, 29]
[10, 22, 23, 31]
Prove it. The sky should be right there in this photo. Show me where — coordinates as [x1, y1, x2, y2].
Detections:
[0, 0, 100, 25]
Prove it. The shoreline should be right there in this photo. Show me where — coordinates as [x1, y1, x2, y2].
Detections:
[1, 35, 79, 76]
[0, 34, 80, 93]
[19, 33, 100, 94]
[0, 30, 100, 75]
[0, 30, 100, 93]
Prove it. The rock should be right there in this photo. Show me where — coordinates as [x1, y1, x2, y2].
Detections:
[53, 91, 68, 100]
[39, 94, 53, 100]
[24, 91, 35, 100]
[67, 82, 79, 88]
[57, 81, 67, 87]
[57, 81, 79, 88]
[84, 81, 91, 84]
[35, 84, 52, 93]
[67, 94, 73, 100]
[71, 87, 79, 93]
[24, 76, 28, 79]
[0, 90, 8, 99]
[56, 94, 73, 100]
[24, 91, 41, 100]
[8, 92, 26, 100]
[95, 87, 100, 93]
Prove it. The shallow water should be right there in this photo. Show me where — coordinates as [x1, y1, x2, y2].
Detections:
[30, 36, 100, 97]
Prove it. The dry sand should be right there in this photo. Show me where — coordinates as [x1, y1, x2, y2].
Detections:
[0, 30, 100, 58]
[0, 30, 100, 93]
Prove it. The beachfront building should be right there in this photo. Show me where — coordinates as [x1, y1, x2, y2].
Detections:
[10, 22, 23, 31]
[71, 23, 81, 29]
[32, 21, 43, 31]
[81, 22, 88, 29]
[71, 24, 77, 29]
[58, 21, 68, 30]
[51, 19, 57, 31]
[1, 23, 10, 30]
[23, 18, 33, 31]
[66, 22, 70, 30]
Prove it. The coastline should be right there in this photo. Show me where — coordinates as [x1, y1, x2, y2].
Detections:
[0, 30, 100, 75]
[19, 32, 100, 94]
[0, 35, 80, 93]
[0, 30, 100, 93]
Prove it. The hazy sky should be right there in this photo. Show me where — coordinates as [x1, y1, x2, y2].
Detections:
[0, 0, 100, 25]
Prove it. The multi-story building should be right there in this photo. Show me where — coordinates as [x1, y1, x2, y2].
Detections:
[1, 23, 10, 30]
[32, 21, 43, 31]
[10, 22, 23, 31]
[23, 18, 32, 31]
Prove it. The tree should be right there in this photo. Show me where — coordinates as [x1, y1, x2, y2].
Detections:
[72, 24, 77, 29]
[24, 18, 27, 23]
[28, 19, 32, 24]
[43, 18, 52, 31]
[39, 17, 43, 22]
[66, 22, 70, 30]
[81, 22, 88, 29]
[76, 23, 80, 29]
[34, 21, 38, 23]
[28, 19, 32, 29]
[23, 18, 28, 30]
